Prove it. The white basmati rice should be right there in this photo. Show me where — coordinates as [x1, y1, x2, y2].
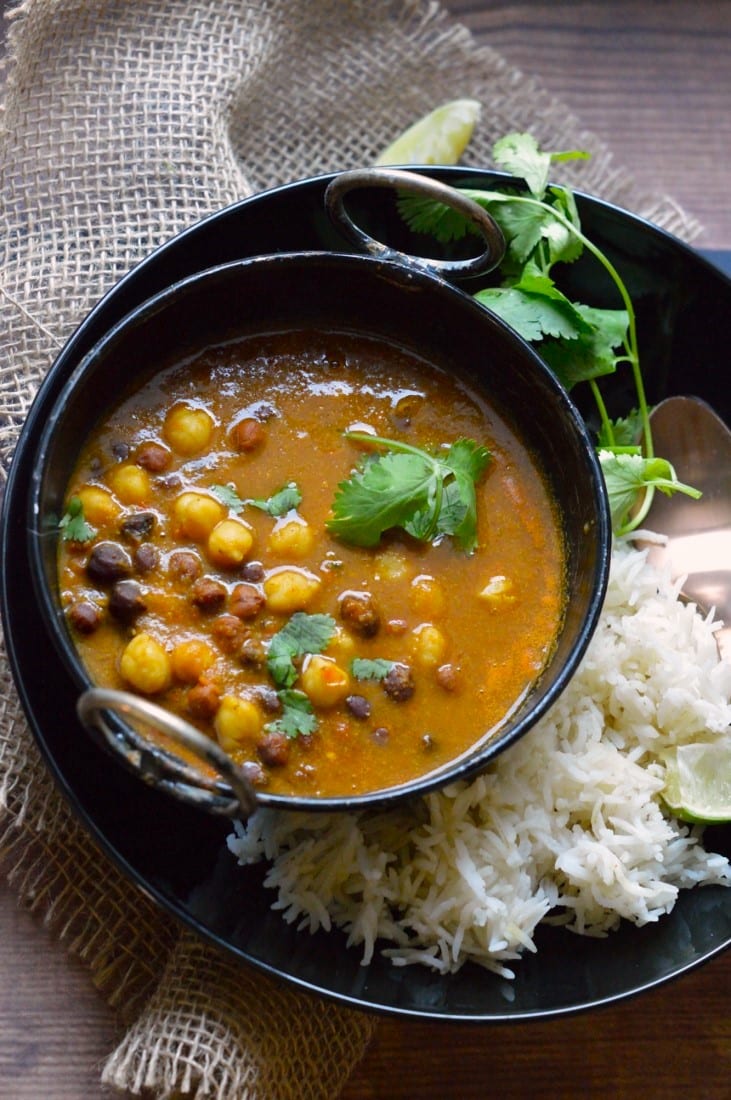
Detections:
[227, 542, 731, 978]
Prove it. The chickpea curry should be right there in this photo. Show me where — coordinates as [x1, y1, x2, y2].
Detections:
[57, 330, 566, 798]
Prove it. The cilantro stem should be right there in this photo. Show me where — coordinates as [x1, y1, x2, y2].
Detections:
[619, 484, 655, 534]
[567, 219, 653, 460]
[589, 379, 615, 449]
[344, 430, 429, 459]
[517, 196, 658, 528]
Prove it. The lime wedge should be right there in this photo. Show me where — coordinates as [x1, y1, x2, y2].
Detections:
[662, 742, 731, 824]
[374, 99, 481, 166]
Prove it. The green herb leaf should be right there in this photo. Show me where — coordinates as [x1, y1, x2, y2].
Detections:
[493, 132, 553, 198]
[212, 481, 302, 517]
[493, 132, 590, 199]
[396, 130, 703, 533]
[329, 451, 433, 547]
[59, 497, 96, 543]
[475, 277, 592, 344]
[266, 612, 337, 689]
[545, 186, 584, 264]
[266, 689, 318, 739]
[597, 409, 645, 449]
[598, 451, 702, 533]
[396, 191, 479, 243]
[328, 433, 490, 553]
[539, 306, 629, 390]
[437, 439, 491, 550]
[351, 657, 396, 681]
[247, 482, 302, 517]
[443, 437, 493, 482]
[210, 483, 245, 513]
[490, 196, 554, 264]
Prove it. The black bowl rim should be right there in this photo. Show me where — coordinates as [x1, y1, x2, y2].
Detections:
[2, 168, 729, 1023]
[26, 246, 611, 813]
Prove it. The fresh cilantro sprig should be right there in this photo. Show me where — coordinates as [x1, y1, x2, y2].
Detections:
[267, 612, 336, 689]
[247, 482, 302, 517]
[211, 481, 302, 518]
[265, 613, 336, 738]
[59, 497, 96, 543]
[210, 483, 246, 513]
[397, 132, 701, 534]
[598, 452, 700, 531]
[266, 689, 318, 740]
[328, 433, 490, 553]
[350, 657, 396, 681]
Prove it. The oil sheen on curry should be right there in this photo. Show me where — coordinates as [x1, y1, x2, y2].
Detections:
[57, 330, 566, 798]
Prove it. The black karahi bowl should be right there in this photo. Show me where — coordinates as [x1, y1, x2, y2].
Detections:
[21, 170, 610, 819]
[1, 167, 730, 1020]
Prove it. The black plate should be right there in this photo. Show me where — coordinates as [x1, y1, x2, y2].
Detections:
[2, 169, 730, 1020]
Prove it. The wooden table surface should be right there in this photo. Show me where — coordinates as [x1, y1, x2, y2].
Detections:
[1, 2, 730, 1097]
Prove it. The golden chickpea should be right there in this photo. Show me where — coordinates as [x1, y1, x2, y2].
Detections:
[409, 574, 445, 617]
[374, 549, 410, 582]
[267, 517, 315, 559]
[163, 403, 214, 455]
[173, 491, 225, 541]
[119, 633, 172, 694]
[207, 518, 255, 568]
[478, 575, 516, 606]
[107, 463, 151, 505]
[263, 568, 321, 613]
[300, 654, 351, 708]
[411, 623, 447, 669]
[171, 638, 216, 683]
[214, 695, 262, 753]
[326, 625, 357, 661]
[76, 485, 120, 526]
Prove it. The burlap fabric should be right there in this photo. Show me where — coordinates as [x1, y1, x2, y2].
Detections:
[0, 1, 699, 1096]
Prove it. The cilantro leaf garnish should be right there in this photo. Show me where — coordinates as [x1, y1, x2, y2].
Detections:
[475, 278, 592, 344]
[266, 689, 318, 740]
[328, 433, 490, 553]
[59, 497, 96, 543]
[266, 612, 336, 689]
[492, 132, 590, 198]
[350, 657, 396, 681]
[598, 451, 701, 529]
[265, 614, 337, 739]
[597, 410, 645, 449]
[538, 307, 629, 391]
[210, 483, 245, 513]
[397, 131, 701, 535]
[247, 482, 302, 517]
[211, 481, 302, 518]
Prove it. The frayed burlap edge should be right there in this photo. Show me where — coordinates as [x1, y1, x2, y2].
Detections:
[101, 932, 377, 1100]
[0, 648, 178, 1022]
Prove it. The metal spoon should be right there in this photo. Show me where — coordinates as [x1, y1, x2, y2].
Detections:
[641, 395, 731, 661]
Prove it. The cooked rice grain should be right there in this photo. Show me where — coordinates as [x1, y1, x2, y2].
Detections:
[227, 543, 731, 977]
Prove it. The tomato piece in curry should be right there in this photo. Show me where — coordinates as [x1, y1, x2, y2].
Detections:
[57, 330, 566, 798]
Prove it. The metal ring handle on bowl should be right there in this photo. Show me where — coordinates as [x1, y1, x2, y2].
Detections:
[77, 687, 258, 818]
[324, 167, 506, 278]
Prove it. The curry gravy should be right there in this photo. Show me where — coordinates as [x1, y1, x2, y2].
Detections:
[58, 330, 565, 798]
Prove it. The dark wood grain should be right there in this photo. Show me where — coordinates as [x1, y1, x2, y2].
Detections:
[1, 3, 730, 1098]
[452, 0, 731, 247]
[0, 879, 121, 1096]
[343, 952, 731, 1099]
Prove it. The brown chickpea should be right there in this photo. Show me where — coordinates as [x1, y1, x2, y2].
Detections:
[231, 417, 265, 452]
